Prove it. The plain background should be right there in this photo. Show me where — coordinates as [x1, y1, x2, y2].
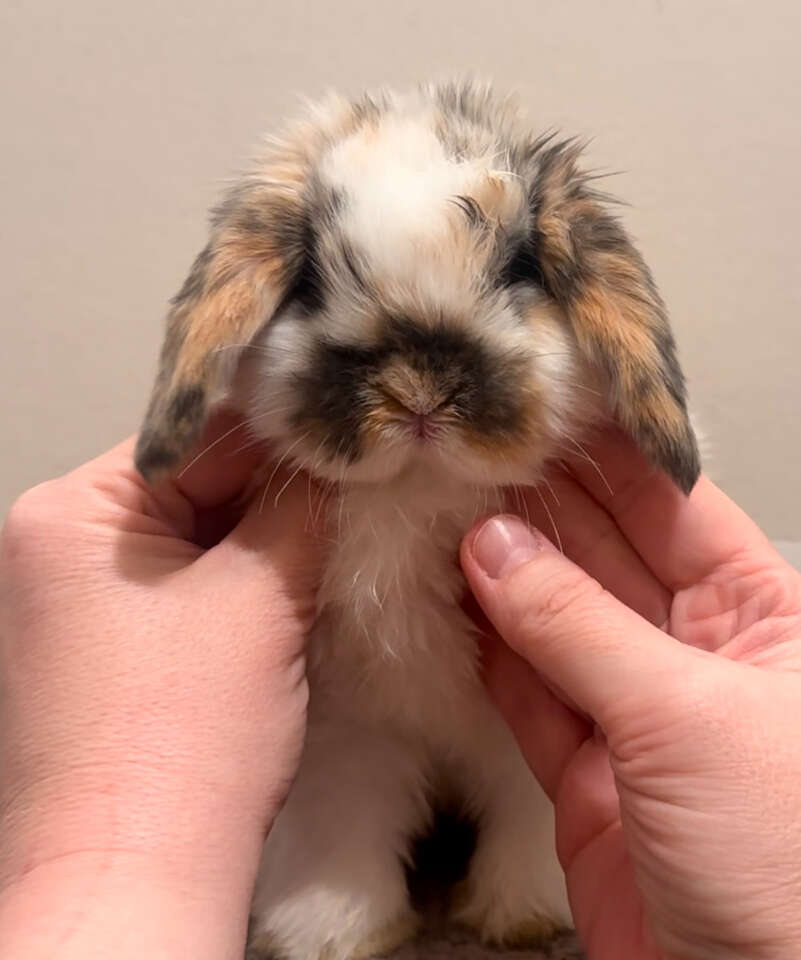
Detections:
[1, 0, 799, 547]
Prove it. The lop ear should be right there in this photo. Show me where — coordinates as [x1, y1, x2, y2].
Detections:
[531, 142, 700, 493]
[134, 92, 372, 482]
[133, 173, 309, 481]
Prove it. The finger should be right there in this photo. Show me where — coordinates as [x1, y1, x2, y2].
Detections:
[171, 410, 267, 511]
[461, 514, 705, 729]
[512, 471, 671, 627]
[564, 427, 781, 592]
[480, 629, 591, 801]
[55, 429, 265, 545]
[202, 464, 329, 627]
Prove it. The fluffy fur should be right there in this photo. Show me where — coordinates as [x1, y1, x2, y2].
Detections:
[135, 81, 700, 959]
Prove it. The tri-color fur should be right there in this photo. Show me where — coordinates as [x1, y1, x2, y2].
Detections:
[135, 81, 700, 960]
[136, 81, 699, 492]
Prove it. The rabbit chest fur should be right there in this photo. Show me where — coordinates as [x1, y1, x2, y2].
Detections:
[248, 473, 570, 960]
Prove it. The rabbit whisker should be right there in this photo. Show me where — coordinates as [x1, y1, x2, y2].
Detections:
[533, 482, 563, 554]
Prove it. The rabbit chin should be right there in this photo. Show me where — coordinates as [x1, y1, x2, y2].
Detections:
[290, 431, 548, 490]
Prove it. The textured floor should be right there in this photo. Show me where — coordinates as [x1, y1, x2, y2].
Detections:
[388, 927, 584, 960]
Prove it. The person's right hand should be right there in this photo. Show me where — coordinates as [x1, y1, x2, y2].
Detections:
[460, 429, 801, 960]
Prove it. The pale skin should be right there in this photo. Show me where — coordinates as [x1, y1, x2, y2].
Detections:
[1, 421, 800, 960]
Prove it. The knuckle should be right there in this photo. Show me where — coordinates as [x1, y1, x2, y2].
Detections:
[657, 666, 739, 742]
[2, 484, 58, 549]
[761, 566, 801, 617]
[537, 568, 606, 629]
[508, 563, 607, 639]
[0, 480, 74, 579]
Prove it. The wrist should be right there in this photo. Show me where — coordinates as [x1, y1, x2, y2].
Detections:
[0, 849, 252, 960]
[1, 761, 270, 878]
[0, 772, 273, 960]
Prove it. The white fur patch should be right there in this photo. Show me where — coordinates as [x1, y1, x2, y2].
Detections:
[320, 114, 518, 308]
[323, 117, 460, 267]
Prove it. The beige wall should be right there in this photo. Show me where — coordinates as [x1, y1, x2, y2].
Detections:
[1, 0, 799, 538]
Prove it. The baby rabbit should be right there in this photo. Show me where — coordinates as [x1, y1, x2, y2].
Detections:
[135, 81, 699, 960]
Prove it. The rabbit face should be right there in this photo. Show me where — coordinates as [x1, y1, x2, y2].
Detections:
[136, 83, 699, 493]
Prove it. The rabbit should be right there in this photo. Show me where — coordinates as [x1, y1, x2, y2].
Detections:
[134, 80, 700, 960]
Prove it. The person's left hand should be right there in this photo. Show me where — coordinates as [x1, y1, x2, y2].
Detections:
[0, 415, 326, 960]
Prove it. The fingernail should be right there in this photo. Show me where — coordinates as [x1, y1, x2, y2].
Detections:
[473, 515, 542, 580]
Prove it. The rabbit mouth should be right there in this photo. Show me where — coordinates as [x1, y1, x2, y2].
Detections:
[411, 413, 438, 442]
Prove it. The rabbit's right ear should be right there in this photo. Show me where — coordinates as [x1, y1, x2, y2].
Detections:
[134, 96, 364, 483]
[134, 177, 307, 482]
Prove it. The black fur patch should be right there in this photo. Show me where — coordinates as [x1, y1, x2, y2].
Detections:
[281, 188, 349, 315]
[432, 81, 497, 130]
[339, 240, 369, 294]
[167, 385, 206, 428]
[288, 220, 326, 314]
[134, 434, 179, 477]
[650, 424, 700, 495]
[296, 342, 370, 461]
[450, 195, 486, 230]
[500, 238, 546, 289]
[405, 805, 476, 912]
[294, 319, 528, 462]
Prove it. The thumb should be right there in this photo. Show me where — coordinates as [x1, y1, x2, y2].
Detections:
[461, 514, 700, 730]
[199, 467, 328, 632]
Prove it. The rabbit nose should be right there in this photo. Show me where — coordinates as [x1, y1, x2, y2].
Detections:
[384, 389, 442, 417]
[378, 358, 458, 415]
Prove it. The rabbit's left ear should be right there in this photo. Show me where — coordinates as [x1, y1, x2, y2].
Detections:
[531, 142, 700, 493]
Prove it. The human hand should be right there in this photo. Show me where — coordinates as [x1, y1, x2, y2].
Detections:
[460, 429, 801, 960]
[0, 415, 325, 960]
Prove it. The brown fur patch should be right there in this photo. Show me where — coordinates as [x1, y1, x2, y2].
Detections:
[495, 916, 564, 950]
[459, 381, 545, 459]
[246, 929, 286, 960]
[350, 912, 421, 959]
[468, 171, 526, 226]
[379, 361, 449, 414]
[361, 403, 407, 444]
[459, 422, 533, 457]
[174, 266, 283, 383]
